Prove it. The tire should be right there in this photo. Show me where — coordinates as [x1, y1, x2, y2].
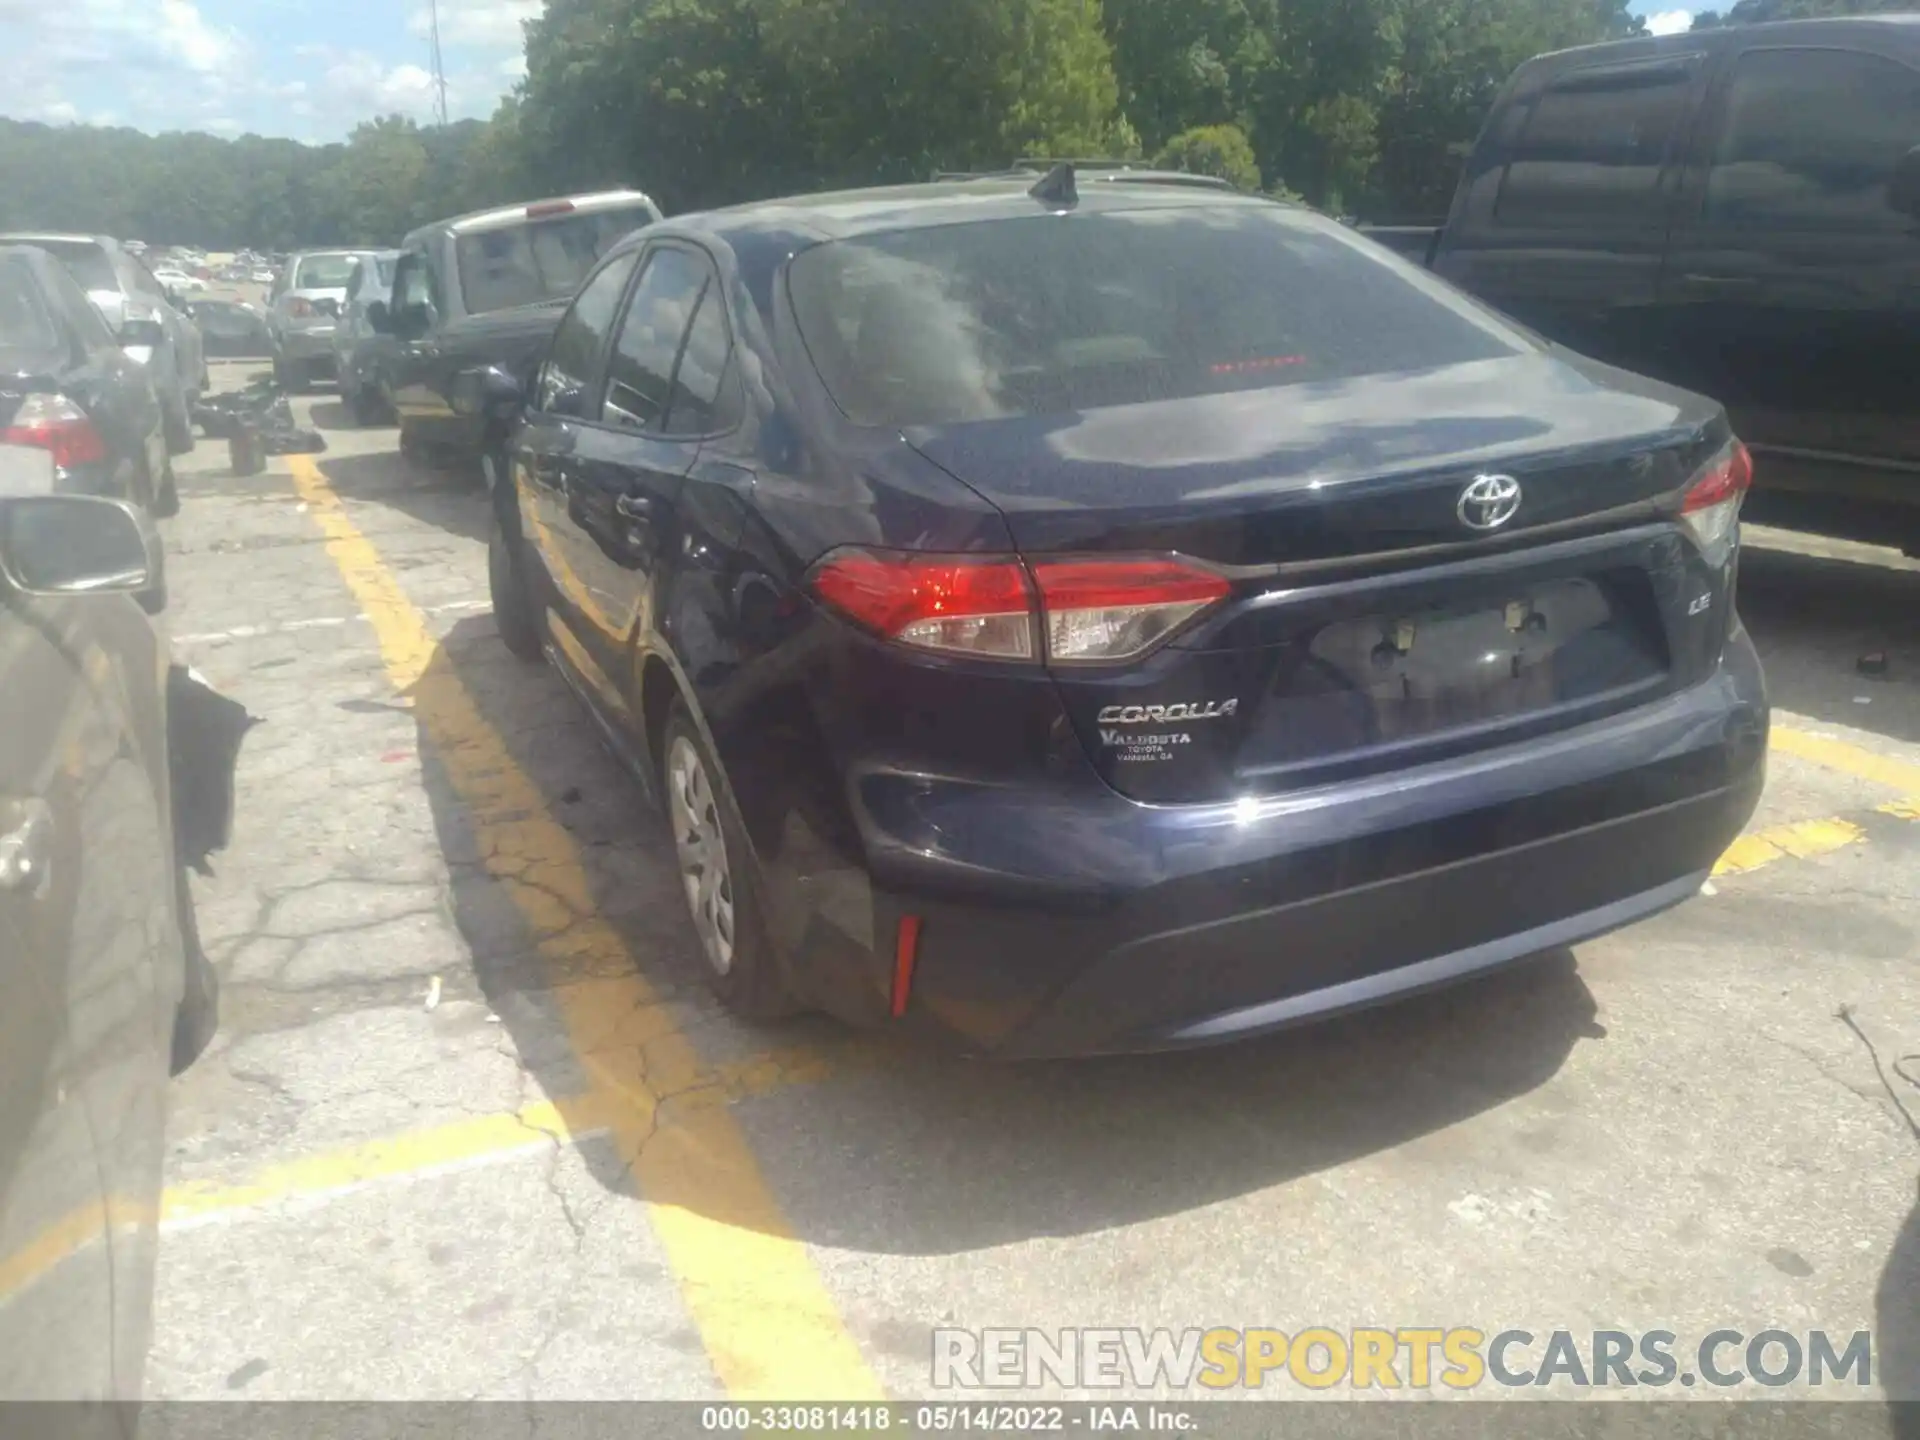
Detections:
[348, 382, 385, 426]
[170, 868, 219, 1075]
[661, 703, 799, 1021]
[154, 456, 180, 519]
[272, 356, 302, 393]
[488, 501, 544, 663]
[162, 390, 195, 456]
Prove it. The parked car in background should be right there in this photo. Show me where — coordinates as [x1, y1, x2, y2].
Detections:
[0, 445, 226, 1409]
[333, 249, 401, 424]
[0, 246, 177, 516]
[0, 233, 205, 457]
[151, 269, 205, 295]
[477, 174, 1767, 1054]
[266, 249, 364, 391]
[373, 190, 660, 471]
[185, 299, 273, 360]
[249, 267, 276, 285]
[1363, 15, 1920, 554]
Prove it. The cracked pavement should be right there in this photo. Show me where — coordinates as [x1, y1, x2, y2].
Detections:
[141, 369, 1920, 1405]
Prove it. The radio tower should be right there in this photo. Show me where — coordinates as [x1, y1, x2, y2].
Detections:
[428, 0, 450, 126]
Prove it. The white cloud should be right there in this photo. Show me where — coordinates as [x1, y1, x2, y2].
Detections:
[155, 0, 238, 74]
[408, 0, 539, 49]
[498, 53, 527, 82]
[41, 100, 80, 124]
[319, 52, 442, 118]
[205, 116, 242, 135]
[1642, 9, 1694, 36]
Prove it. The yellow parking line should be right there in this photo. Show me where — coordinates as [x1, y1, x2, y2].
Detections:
[1770, 726, 1920, 797]
[286, 455, 881, 1401]
[1713, 816, 1867, 877]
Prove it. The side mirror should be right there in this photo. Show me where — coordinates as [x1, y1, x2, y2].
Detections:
[0, 495, 158, 596]
[549, 382, 587, 419]
[365, 299, 391, 334]
[120, 317, 167, 349]
[1890, 145, 1920, 217]
[450, 365, 524, 419]
[394, 302, 435, 340]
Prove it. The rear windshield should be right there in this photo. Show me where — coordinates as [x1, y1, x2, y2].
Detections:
[0, 263, 60, 351]
[25, 239, 117, 292]
[787, 205, 1528, 427]
[295, 254, 357, 289]
[454, 205, 659, 314]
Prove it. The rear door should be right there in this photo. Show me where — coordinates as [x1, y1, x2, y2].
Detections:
[563, 244, 733, 707]
[1658, 40, 1920, 493]
[1434, 53, 1707, 368]
[513, 248, 643, 704]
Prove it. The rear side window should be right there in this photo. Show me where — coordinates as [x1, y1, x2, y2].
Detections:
[294, 254, 356, 289]
[1496, 65, 1693, 227]
[536, 250, 639, 412]
[1705, 48, 1920, 231]
[602, 248, 712, 432]
[455, 205, 660, 315]
[0, 262, 61, 351]
[27, 240, 117, 292]
[787, 206, 1527, 428]
[376, 257, 398, 285]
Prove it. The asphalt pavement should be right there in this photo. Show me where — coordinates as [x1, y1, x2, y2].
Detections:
[144, 370, 1920, 1411]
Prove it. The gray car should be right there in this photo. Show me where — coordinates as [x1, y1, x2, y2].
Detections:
[332, 250, 400, 424]
[0, 233, 206, 457]
[266, 249, 366, 391]
[0, 449, 228, 1403]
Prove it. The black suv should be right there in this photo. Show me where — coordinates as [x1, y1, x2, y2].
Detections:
[1397, 17, 1920, 552]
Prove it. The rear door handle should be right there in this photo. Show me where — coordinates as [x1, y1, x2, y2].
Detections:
[0, 798, 54, 897]
[614, 493, 653, 521]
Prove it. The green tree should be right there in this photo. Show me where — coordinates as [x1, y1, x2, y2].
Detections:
[1154, 123, 1262, 188]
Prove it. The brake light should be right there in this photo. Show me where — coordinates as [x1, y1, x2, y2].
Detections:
[808, 552, 1036, 659]
[1679, 438, 1752, 565]
[288, 297, 313, 319]
[806, 550, 1230, 663]
[526, 200, 577, 219]
[1031, 558, 1230, 662]
[3, 394, 109, 469]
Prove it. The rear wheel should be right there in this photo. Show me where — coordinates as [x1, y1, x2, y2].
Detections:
[272, 356, 303, 393]
[348, 381, 386, 426]
[169, 868, 218, 1075]
[162, 389, 194, 456]
[663, 704, 798, 1020]
[153, 456, 180, 519]
[488, 501, 543, 663]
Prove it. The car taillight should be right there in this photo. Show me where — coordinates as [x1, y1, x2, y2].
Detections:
[1679, 438, 1752, 566]
[1030, 558, 1232, 662]
[808, 552, 1036, 659]
[288, 297, 313, 318]
[2, 394, 109, 470]
[806, 550, 1231, 664]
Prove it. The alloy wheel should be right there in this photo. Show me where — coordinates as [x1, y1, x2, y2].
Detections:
[667, 735, 735, 975]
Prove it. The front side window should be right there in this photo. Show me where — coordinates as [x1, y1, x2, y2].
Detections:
[602, 248, 712, 432]
[536, 250, 640, 412]
[788, 205, 1527, 428]
[1704, 48, 1920, 231]
[1496, 64, 1693, 227]
[392, 252, 435, 313]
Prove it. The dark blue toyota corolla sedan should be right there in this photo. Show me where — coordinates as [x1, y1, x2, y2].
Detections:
[478, 170, 1767, 1057]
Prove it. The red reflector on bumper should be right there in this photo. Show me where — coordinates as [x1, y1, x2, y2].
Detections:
[891, 915, 923, 1018]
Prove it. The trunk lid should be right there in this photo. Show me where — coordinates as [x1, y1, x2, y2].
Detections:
[908, 354, 1734, 803]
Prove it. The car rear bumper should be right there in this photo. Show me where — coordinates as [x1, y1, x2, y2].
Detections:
[801, 629, 1767, 1057]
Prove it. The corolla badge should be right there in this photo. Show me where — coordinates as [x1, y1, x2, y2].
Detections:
[1457, 473, 1523, 531]
[1096, 700, 1239, 725]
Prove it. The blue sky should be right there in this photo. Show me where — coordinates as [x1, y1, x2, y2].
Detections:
[0, 0, 1692, 144]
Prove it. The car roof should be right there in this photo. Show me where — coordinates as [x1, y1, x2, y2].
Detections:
[405, 190, 661, 245]
[671, 175, 1283, 249]
[1522, 11, 1920, 71]
[0, 233, 115, 249]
